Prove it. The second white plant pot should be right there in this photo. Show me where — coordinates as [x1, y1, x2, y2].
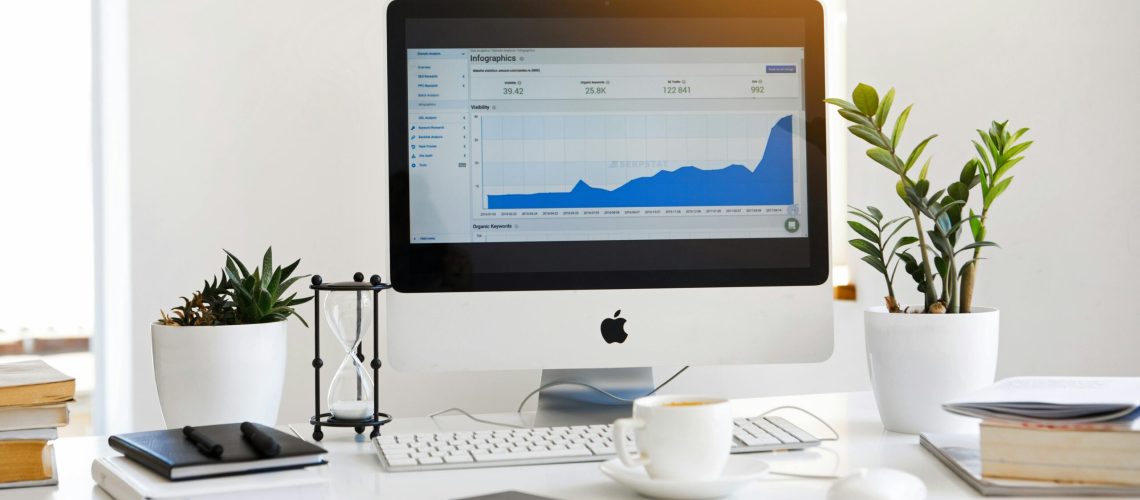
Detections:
[152, 321, 287, 429]
[864, 306, 999, 434]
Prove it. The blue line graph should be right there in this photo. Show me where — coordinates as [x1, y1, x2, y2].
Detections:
[486, 115, 793, 209]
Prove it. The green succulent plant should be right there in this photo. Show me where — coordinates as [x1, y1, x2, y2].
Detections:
[158, 247, 312, 326]
[223, 247, 312, 326]
[827, 84, 1031, 314]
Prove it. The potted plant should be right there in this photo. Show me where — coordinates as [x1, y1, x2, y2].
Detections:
[827, 84, 1033, 434]
[152, 247, 311, 429]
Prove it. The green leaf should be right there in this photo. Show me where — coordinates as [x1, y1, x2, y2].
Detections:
[1009, 127, 1029, 144]
[866, 206, 884, 220]
[880, 215, 909, 231]
[279, 258, 300, 280]
[993, 156, 1024, 181]
[915, 179, 930, 198]
[973, 141, 993, 175]
[268, 266, 283, 294]
[852, 83, 879, 116]
[276, 275, 305, 296]
[927, 189, 947, 207]
[955, 241, 999, 255]
[947, 181, 969, 202]
[289, 296, 314, 306]
[866, 148, 900, 173]
[883, 217, 912, 245]
[261, 247, 273, 280]
[929, 231, 954, 258]
[1003, 140, 1033, 160]
[848, 210, 880, 229]
[874, 88, 895, 128]
[960, 159, 980, 187]
[848, 239, 880, 257]
[849, 125, 891, 150]
[824, 98, 859, 112]
[969, 209, 983, 242]
[932, 199, 965, 219]
[918, 157, 931, 181]
[891, 104, 912, 150]
[861, 255, 888, 275]
[224, 251, 250, 278]
[848, 221, 880, 243]
[892, 235, 919, 255]
[979, 129, 999, 164]
[984, 176, 1013, 207]
[838, 109, 876, 129]
[905, 134, 937, 170]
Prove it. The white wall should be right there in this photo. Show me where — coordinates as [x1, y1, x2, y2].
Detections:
[119, 0, 1140, 430]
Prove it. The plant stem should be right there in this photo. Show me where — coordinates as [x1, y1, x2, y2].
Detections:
[908, 204, 939, 311]
[958, 208, 989, 313]
[959, 262, 975, 313]
[945, 247, 959, 313]
[876, 227, 900, 313]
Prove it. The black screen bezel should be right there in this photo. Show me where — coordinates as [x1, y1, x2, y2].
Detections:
[388, 0, 829, 292]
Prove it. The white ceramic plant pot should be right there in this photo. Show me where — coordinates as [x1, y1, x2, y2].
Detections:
[865, 306, 999, 434]
[151, 321, 287, 429]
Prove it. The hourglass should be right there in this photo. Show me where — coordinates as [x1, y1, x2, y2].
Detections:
[308, 273, 392, 441]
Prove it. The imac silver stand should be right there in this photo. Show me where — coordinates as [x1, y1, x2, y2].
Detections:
[534, 367, 654, 427]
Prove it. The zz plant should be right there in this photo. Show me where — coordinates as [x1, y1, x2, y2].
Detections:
[828, 84, 1032, 314]
[159, 247, 312, 326]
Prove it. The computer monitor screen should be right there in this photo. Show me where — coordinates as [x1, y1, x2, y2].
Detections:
[407, 46, 807, 245]
[385, 0, 833, 374]
[388, 2, 828, 293]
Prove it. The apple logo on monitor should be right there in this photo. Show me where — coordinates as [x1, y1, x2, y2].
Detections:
[600, 310, 628, 344]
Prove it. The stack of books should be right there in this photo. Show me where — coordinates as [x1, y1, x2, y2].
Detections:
[979, 410, 1139, 486]
[0, 360, 75, 490]
[933, 377, 1140, 494]
[94, 423, 330, 499]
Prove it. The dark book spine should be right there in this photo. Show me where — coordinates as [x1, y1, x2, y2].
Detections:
[107, 435, 175, 479]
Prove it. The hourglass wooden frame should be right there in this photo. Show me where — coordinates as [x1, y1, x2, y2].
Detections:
[308, 272, 393, 441]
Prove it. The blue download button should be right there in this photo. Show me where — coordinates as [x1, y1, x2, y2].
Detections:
[766, 64, 797, 74]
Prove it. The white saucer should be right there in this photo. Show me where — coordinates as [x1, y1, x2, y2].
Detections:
[599, 456, 769, 499]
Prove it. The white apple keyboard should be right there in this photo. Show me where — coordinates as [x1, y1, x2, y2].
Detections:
[375, 415, 821, 472]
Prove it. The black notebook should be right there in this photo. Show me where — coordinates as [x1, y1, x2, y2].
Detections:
[108, 423, 327, 480]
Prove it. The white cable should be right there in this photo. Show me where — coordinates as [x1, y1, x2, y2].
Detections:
[428, 407, 528, 429]
[428, 366, 691, 429]
[514, 366, 690, 413]
[768, 471, 840, 479]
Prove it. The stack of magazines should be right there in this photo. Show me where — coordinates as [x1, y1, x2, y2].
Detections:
[923, 377, 1140, 496]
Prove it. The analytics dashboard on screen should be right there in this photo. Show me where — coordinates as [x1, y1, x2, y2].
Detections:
[406, 47, 808, 244]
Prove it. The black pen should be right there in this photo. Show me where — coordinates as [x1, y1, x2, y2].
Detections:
[241, 421, 281, 458]
[183, 426, 224, 458]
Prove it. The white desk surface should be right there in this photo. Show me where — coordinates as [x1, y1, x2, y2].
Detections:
[3, 391, 1110, 499]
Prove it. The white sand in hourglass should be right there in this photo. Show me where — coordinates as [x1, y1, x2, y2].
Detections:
[330, 399, 375, 420]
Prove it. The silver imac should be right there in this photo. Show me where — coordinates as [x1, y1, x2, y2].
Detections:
[386, 0, 832, 425]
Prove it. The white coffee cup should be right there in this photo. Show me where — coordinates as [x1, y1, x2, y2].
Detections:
[612, 394, 732, 481]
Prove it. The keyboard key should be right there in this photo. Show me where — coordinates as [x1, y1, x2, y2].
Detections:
[444, 453, 474, 464]
[387, 457, 417, 467]
[586, 443, 614, 455]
